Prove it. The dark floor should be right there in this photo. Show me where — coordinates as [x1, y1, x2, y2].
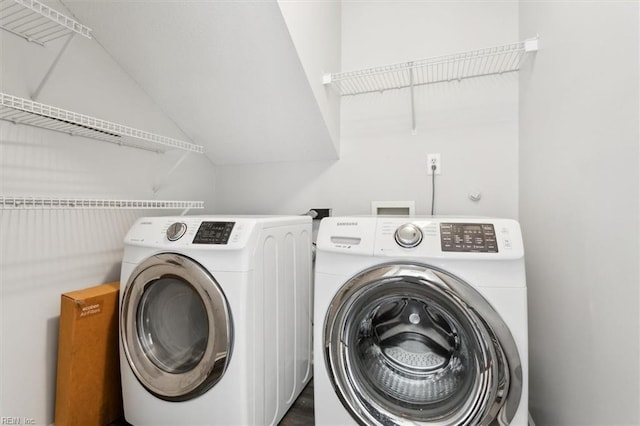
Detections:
[109, 379, 315, 426]
[279, 379, 314, 426]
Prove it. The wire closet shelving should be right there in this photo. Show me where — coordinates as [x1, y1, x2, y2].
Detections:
[324, 37, 539, 96]
[1, 3, 206, 213]
[0, 93, 204, 154]
[0, 196, 205, 211]
[0, 94, 206, 211]
[0, 0, 91, 45]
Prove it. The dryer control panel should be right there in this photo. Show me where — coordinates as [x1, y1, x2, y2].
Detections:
[124, 216, 256, 249]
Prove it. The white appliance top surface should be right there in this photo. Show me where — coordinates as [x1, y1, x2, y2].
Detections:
[124, 215, 309, 250]
[316, 216, 524, 260]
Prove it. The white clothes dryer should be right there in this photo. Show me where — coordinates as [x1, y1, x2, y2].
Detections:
[314, 216, 528, 426]
[120, 215, 313, 426]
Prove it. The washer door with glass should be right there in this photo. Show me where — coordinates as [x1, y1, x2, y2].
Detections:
[324, 263, 522, 426]
[121, 253, 232, 401]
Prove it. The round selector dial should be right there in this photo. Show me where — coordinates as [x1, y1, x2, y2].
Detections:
[394, 223, 423, 248]
[166, 222, 187, 241]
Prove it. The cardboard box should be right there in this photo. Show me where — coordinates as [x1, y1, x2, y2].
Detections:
[55, 282, 123, 426]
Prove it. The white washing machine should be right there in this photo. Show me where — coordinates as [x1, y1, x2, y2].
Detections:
[314, 216, 528, 426]
[120, 215, 313, 426]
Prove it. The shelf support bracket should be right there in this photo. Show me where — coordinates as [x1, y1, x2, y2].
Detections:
[409, 63, 417, 135]
[32, 33, 76, 101]
[524, 35, 539, 52]
[152, 151, 191, 194]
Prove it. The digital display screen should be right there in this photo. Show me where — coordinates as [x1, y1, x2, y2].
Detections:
[193, 222, 235, 245]
[440, 223, 498, 253]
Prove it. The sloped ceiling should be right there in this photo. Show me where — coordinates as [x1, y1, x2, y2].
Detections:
[63, 0, 338, 165]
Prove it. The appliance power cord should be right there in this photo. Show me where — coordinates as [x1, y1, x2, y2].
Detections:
[430, 164, 436, 216]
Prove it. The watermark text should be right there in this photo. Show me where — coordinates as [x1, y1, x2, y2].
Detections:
[0, 417, 36, 425]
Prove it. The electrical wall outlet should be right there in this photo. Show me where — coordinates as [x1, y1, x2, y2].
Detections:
[428, 153, 441, 175]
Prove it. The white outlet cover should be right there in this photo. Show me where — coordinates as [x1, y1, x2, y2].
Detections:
[427, 153, 441, 175]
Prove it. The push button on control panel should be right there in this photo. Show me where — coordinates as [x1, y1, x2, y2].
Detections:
[500, 227, 512, 250]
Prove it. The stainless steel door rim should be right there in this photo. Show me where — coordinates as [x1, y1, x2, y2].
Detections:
[324, 263, 522, 426]
[121, 253, 232, 401]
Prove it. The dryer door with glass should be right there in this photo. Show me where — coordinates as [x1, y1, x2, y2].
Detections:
[121, 253, 232, 401]
[324, 263, 522, 426]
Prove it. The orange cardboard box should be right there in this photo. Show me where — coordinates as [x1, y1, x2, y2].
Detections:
[55, 282, 123, 426]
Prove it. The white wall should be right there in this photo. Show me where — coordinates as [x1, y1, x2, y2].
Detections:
[0, 2, 217, 422]
[278, 0, 342, 152]
[215, 2, 520, 220]
[65, 0, 339, 166]
[519, 3, 640, 425]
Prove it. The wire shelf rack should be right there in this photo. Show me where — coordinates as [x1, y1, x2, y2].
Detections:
[0, 0, 91, 45]
[0, 196, 205, 210]
[0, 93, 204, 154]
[324, 37, 539, 96]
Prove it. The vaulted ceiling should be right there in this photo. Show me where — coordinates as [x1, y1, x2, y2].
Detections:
[64, 0, 338, 165]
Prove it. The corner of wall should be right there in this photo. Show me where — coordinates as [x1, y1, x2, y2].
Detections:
[277, 0, 342, 155]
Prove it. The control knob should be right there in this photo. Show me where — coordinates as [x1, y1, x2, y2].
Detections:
[166, 222, 187, 241]
[394, 223, 423, 248]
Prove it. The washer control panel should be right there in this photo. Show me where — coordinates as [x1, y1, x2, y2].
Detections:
[440, 223, 498, 253]
[193, 221, 235, 244]
[394, 223, 423, 248]
[307, 216, 524, 259]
